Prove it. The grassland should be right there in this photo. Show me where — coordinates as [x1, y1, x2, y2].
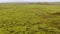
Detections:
[0, 4, 60, 34]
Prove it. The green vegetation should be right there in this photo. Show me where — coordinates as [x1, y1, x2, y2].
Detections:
[0, 4, 60, 34]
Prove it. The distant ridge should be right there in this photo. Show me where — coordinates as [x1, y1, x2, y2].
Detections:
[0, 2, 60, 5]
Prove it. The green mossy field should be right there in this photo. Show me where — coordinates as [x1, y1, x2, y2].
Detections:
[0, 4, 60, 34]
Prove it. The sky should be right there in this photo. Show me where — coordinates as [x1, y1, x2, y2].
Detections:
[0, 0, 60, 3]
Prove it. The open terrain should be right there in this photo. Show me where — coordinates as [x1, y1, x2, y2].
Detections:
[0, 4, 60, 34]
